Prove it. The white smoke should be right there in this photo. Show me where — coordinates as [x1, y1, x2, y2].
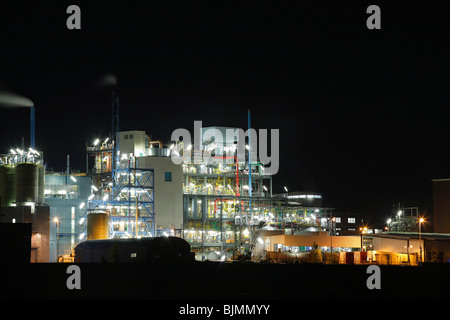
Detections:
[97, 74, 118, 88]
[0, 91, 34, 108]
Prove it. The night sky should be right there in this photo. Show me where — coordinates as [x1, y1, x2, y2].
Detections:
[0, 2, 448, 224]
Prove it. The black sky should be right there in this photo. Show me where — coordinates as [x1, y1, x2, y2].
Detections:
[0, 2, 449, 222]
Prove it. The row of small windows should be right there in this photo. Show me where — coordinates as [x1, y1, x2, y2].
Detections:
[334, 217, 356, 224]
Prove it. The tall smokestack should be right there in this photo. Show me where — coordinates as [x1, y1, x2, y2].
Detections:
[30, 107, 35, 149]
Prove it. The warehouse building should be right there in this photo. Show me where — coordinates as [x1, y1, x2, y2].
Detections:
[432, 178, 450, 233]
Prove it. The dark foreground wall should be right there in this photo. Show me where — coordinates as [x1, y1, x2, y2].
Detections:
[0, 223, 31, 263]
[1, 262, 450, 301]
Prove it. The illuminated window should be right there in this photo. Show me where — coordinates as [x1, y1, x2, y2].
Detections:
[348, 217, 356, 224]
[335, 217, 341, 223]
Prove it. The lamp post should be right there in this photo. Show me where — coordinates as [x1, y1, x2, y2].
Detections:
[419, 218, 424, 265]
[53, 217, 60, 262]
[330, 217, 335, 264]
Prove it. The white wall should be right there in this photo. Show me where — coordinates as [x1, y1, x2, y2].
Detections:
[120, 131, 146, 157]
[136, 156, 183, 231]
[373, 237, 423, 254]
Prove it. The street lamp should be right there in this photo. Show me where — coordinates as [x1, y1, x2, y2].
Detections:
[419, 217, 424, 265]
[386, 218, 392, 232]
[53, 217, 60, 262]
[330, 217, 335, 264]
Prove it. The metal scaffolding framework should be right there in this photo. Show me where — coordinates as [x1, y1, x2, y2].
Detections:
[80, 166, 155, 239]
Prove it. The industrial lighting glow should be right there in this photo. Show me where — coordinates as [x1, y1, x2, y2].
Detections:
[91, 185, 98, 192]
[186, 144, 192, 150]
[79, 233, 86, 240]
[397, 210, 402, 216]
[79, 217, 85, 224]
[70, 176, 77, 182]
[88, 194, 95, 200]
[284, 186, 288, 192]
[93, 138, 100, 146]
[102, 194, 109, 201]
[79, 202, 85, 209]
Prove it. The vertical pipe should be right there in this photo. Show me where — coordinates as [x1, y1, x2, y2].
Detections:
[30, 107, 35, 149]
[248, 109, 252, 227]
[66, 154, 70, 184]
[201, 196, 205, 261]
[270, 175, 273, 197]
[135, 196, 139, 238]
[248, 109, 252, 198]
[220, 196, 223, 257]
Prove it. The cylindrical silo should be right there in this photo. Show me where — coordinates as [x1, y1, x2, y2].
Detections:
[15, 163, 39, 203]
[0, 164, 16, 207]
[87, 211, 110, 240]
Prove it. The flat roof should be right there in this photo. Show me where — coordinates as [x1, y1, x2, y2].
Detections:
[367, 232, 450, 241]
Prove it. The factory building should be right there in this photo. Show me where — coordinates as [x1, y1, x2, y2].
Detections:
[83, 130, 182, 240]
[79, 126, 343, 262]
[0, 151, 50, 262]
[0, 112, 392, 264]
[44, 172, 91, 262]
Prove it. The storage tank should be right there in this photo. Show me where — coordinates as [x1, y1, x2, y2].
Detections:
[87, 211, 110, 240]
[0, 164, 16, 207]
[15, 163, 39, 203]
[74, 236, 195, 263]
